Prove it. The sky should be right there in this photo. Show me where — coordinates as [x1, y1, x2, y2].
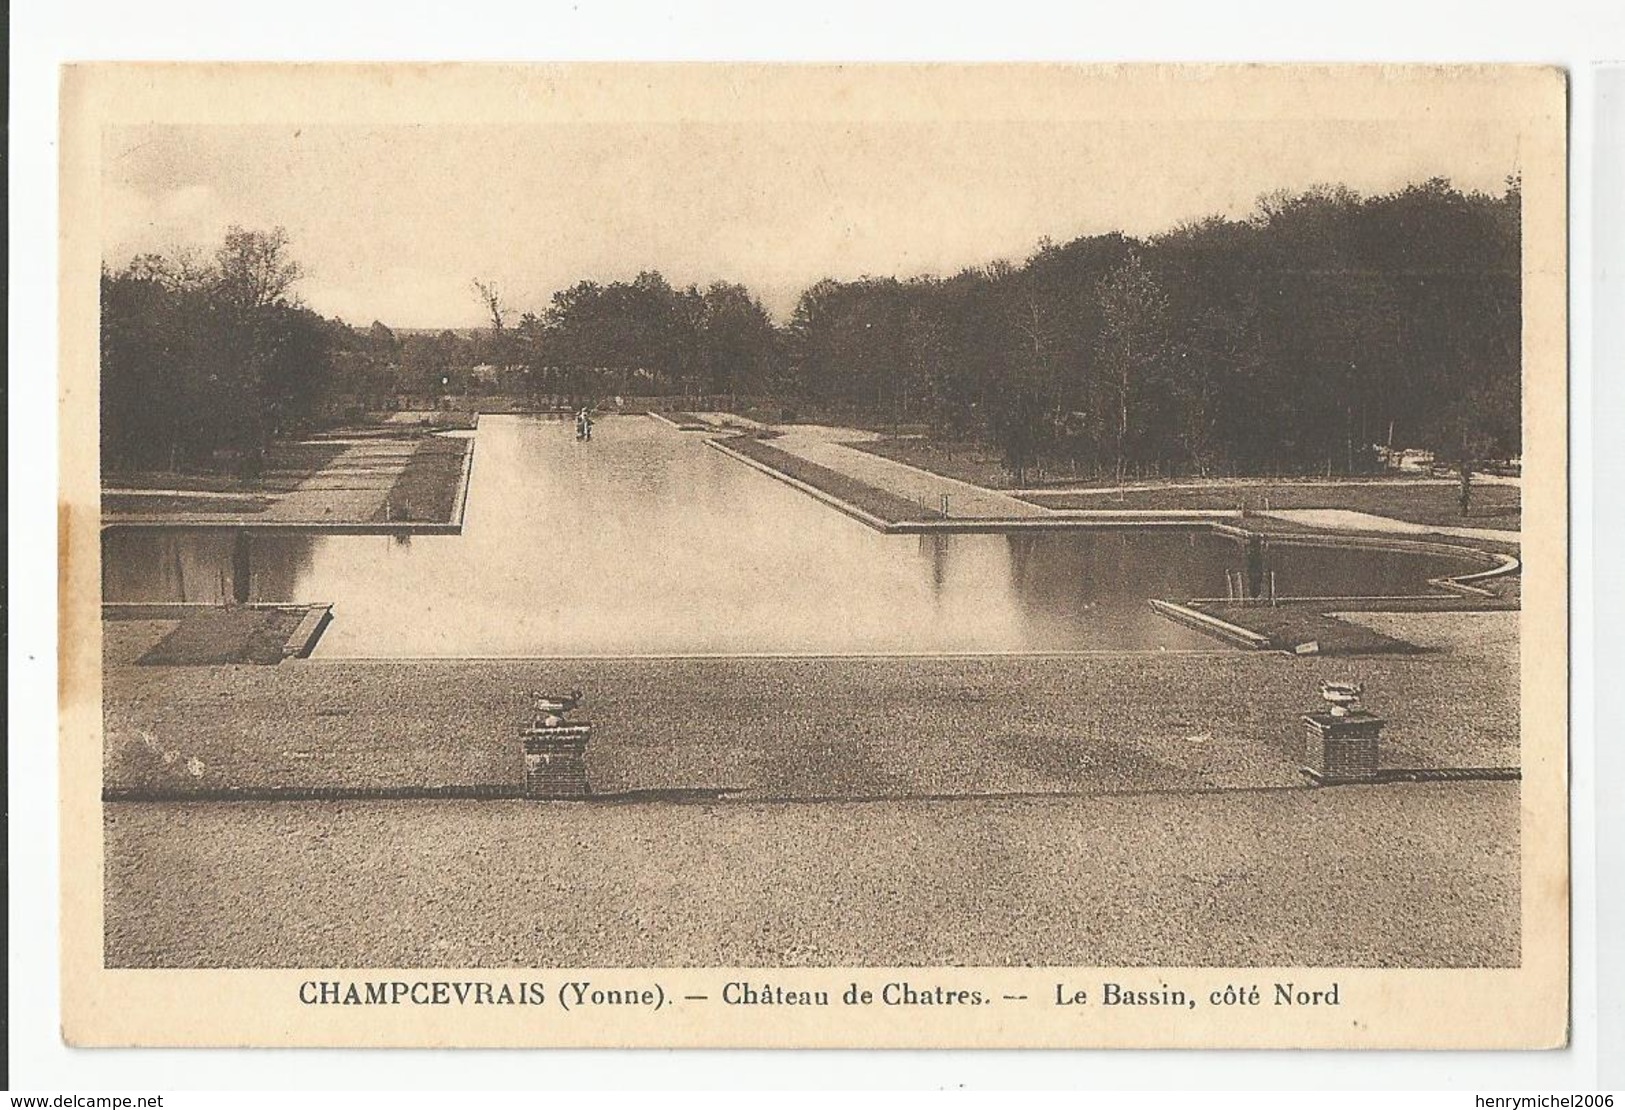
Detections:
[102, 117, 1524, 328]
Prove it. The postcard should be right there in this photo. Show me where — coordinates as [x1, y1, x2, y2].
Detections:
[60, 62, 1567, 1048]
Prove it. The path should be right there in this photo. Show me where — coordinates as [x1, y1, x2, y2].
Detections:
[690, 416, 1523, 543]
[1014, 475, 1522, 496]
[103, 488, 264, 502]
[706, 418, 1050, 520]
[1263, 508, 1520, 544]
[103, 433, 471, 528]
[254, 437, 414, 522]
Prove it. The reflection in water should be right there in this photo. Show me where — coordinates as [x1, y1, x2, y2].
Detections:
[104, 529, 320, 607]
[102, 528, 314, 606]
[101, 415, 1483, 657]
[918, 533, 951, 597]
[1246, 534, 1266, 598]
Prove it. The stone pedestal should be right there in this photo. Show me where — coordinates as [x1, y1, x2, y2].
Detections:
[521, 723, 592, 798]
[1301, 712, 1383, 786]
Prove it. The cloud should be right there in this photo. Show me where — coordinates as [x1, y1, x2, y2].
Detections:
[101, 181, 235, 265]
[300, 266, 489, 329]
[99, 117, 1522, 327]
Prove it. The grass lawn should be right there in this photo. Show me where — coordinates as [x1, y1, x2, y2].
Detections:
[99, 492, 271, 516]
[366, 410, 480, 431]
[103, 417, 475, 515]
[1191, 604, 1429, 655]
[104, 439, 354, 497]
[717, 436, 935, 524]
[133, 608, 307, 666]
[372, 434, 473, 524]
[857, 437, 1022, 489]
[854, 438, 1521, 530]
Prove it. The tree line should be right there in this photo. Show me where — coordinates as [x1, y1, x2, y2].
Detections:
[101, 177, 1519, 482]
[101, 227, 329, 473]
[783, 177, 1520, 481]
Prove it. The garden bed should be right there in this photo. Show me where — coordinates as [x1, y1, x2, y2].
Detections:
[373, 434, 474, 524]
[1189, 603, 1428, 655]
[714, 436, 936, 525]
[135, 606, 316, 666]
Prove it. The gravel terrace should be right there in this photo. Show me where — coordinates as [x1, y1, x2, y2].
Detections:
[102, 611, 1518, 798]
[104, 781, 1519, 968]
[102, 615, 1519, 970]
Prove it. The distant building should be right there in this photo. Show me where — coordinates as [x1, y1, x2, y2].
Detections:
[1376, 447, 1436, 473]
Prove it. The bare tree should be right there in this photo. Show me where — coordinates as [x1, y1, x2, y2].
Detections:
[214, 226, 303, 309]
[472, 279, 507, 332]
[125, 244, 216, 292]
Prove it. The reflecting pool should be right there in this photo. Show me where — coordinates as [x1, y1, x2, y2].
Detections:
[102, 416, 1485, 657]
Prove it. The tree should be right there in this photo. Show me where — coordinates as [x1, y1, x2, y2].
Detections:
[1093, 253, 1172, 481]
[253, 302, 331, 438]
[102, 228, 333, 474]
[367, 320, 399, 357]
[214, 226, 303, 310]
[900, 290, 949, 430]
[695, 283, 779, 397]
[988, 277, 1060, 486]
[125, 246, 215, 292]
[472, 279, 507, 332]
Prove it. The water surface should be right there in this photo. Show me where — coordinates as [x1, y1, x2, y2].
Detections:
[102, 416, 1484, 657]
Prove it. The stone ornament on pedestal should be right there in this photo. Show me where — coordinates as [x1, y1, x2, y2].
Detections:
[522, 689, 590, 798]
[1302, 712, 1383, 785]
[522, 723, 592, 798]
[1302, 680, 1382, 785]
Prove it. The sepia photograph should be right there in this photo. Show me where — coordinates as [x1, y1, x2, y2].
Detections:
[56, 62, 1569, 1049]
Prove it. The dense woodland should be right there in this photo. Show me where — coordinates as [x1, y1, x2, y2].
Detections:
[102, 177, 1520, 482]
